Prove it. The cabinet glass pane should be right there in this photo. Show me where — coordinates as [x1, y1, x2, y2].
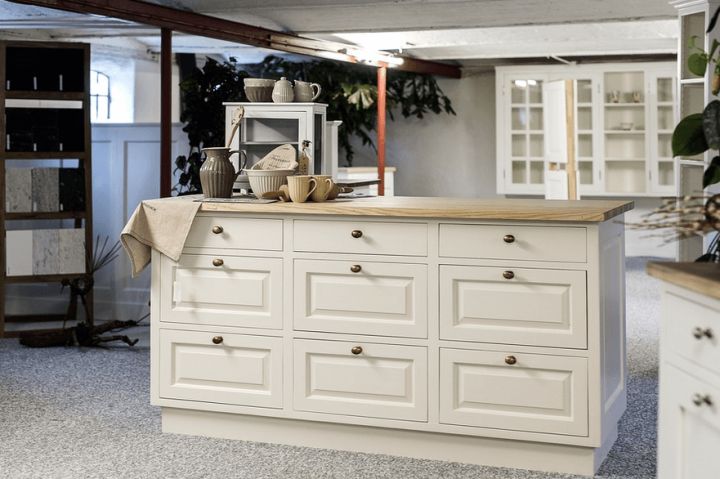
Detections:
[658, 134, 672, 159]
[605, 135, 645, 159]
[681, 13, 706, 80]
[605, 107, 645, 131]
[511, 83, 526, 103]
[657, 78, 673, 102]
[681, 84, 704, 117]
[512, 161, 527, 183]
[578, 161, 593, 184]
[529, 107, 543, 130]
[605, 161, 646, 194]
[577, 107, 592, 131]
[313, 113, 324, 175]
[577, 79, 592, 104]
[511, 134, 526, 157]
[529, 161, 544, 184]
[528, 81, 543, 103]
[605, 72, 644, 104]
[512, 108, 527, 130]
[658, 161, 674, 186]
[578, 134, 593, 158]
[529, 134, 543, 157]
[658, 106, 674, 131]
[244, 118, 299, 143]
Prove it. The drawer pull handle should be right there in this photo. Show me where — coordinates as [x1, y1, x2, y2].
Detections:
[505, 355, 517, 365]
[351, 346, 363, 355]
[692, 327, 714, 339]
[350, 265, 362, 273]
[692, 393, 713, 407]
[212, 336, 224, 345]
[503, 234, 515, 244]
[212, 258, 224, 267]
[212, 225, 224, 234]
[503, 270, 515, 280]
[351, 230, 363, 239]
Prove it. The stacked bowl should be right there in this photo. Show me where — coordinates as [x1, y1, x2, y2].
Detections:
[244, 78, 276, 102]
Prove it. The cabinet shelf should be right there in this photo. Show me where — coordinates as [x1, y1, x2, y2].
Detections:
[605, 130, 645, 134]
[0, 151, 86, 160]
[605, 103, 644, 107]
[4, 211, 85, 220]
[241, 141, 299, 146]
[4, 272, 86, 283]
[4, 90, 84, 101]
[604, 157, 645, 162]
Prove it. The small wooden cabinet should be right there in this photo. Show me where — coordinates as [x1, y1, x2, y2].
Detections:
[150, 198, 630, 476]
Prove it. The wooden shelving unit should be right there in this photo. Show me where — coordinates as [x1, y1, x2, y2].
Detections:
[0, 40, 93, 338]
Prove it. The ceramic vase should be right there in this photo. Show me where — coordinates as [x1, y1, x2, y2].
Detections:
[272, 77, 294, 103]
[199, 147, 241, 198]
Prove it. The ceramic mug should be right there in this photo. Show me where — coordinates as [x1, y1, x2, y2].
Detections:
[310, 175, 334, 202]
[287, 175, 317, 203]
[294, 80, 322, 102]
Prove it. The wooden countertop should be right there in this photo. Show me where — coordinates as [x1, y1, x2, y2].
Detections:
[647, 262, 720, 300]
[194, 196, 633, 222]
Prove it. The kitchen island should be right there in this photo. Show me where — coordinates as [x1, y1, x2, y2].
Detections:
[149, 197, 633, 476]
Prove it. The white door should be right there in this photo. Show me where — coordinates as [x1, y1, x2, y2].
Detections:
[293, 339, 428, 421]
[159, 329, 283, 408]
[658, 365, 720, 478]
[440, 348, 588, 436]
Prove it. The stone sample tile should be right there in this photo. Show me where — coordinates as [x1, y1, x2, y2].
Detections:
[5, 168, 32, 213]
[58, 228, 86, 274]
[32, 228, 60, 275]
[31, 168, 59, 212]
[59, 167, 85, 212]
[6, 230, 33, 276]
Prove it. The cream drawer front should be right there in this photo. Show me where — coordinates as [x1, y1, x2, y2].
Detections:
[293, 220, 427, 256]
[665, 291, 720, 375]
[440, 348, 588, 436]
[294, 259, 427, 338]
[293, 339, 428, 422]
[161, 254, 282, 329]
[159, 329, 283, 408]
[185, 216, 283, 251]
[439, 266, 587, 348]
[438, 224, 586, 263]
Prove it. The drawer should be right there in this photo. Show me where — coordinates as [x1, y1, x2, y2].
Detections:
[160, 254, 282, 329]
[439, 265, 587, 348]
[185, 216, 283, 251]
[440, 348, 588, 436]
[664, 290, 720, 375]
[293, 220, 427, 256]
[294, 259, 427, 338]
[159, 329, 283, 408]
[438, 223, 586, 263]
[293, 339, 428, 422]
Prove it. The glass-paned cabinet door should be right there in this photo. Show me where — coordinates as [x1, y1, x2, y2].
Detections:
[239, 111, 305, 166]
[650, 73, 677, 195]
[574, 78, 602, 193]
[603, 71, 648, 195]
[508, 77, 545, 190]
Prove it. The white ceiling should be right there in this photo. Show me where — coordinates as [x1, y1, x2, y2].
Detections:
[0, 0, 680, 64]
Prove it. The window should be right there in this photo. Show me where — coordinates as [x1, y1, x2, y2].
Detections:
[90, 70, 111, 121]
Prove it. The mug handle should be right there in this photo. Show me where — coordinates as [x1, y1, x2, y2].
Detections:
[311, 83, 322, 102]
[321, 178, 333, 200]
[306, 178, 318, 200]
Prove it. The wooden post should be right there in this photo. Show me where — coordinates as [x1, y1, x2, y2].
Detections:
[565, 79, 578, 200]
[160, 28, 172, 198]
[377, 64, 387, 196]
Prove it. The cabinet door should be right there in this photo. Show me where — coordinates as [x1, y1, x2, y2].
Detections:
[658, 365, 720, 479]
[647, 70, 677, 196]
[239, 109, 306, 167]
[160, 254, 283, 329]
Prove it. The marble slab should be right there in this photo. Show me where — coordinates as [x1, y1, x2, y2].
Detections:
[32, 228, 60, 275]
[31, 168, 59, 212]
[58, 228, 86, 274]
[59, 167, 85, 212]
[5, 168, 32, 213]
[6, 230, 33, 276]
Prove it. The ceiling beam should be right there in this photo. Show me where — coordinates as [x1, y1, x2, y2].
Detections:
[9, 0, 461, 78]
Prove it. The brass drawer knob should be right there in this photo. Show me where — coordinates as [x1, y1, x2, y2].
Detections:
[212, 225, 224, 234]
[693, 327, 714, 339]
[505, 355, 517, 365]
[212, 258, 224, 267]
[503, 270, 515, 280]
[212, 336, 223, 345]
[351, 346, 363, 355]
[503, 234, 516, 244]
[692, 393, 713, 407]
[350, 264, 362, 273]
[351, 230, 363, 238]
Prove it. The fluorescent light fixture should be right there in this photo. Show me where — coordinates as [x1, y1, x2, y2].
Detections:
[339, 47, 404, 67]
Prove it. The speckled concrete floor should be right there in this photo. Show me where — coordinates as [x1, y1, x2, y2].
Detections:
[0, 258, 660, 479]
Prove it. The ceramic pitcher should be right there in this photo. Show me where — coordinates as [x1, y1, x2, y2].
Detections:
[199, 147, 246, 198]
[272, 77, 294, 103]
[294, 80, 322, 102]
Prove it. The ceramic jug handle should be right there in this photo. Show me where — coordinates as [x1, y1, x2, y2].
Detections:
[228, 150, 247, 173]
[306, 178, 318, 200]
[311, 83, 322, 102]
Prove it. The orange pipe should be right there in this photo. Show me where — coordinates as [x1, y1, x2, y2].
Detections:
[377, 64, 387, 196]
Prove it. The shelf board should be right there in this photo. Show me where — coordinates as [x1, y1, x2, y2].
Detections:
[511, 103, 543, 107]
[658, 130, 673, 134]
[242, 141, 299, 146]
[604, 157, 645, 162]
[4, 90, 84, 101]
[4, 211, 85, 220]
[577, 130, 593, 135]
[4, 272, 86, 283]
[679, 77, 704, 85]
[510, 130, 543, 134]
[605, 130, 645, 134]
[605, 103, 644, 107]
[4, 313, 67, 324]
[657, 102, 675, 107]
[1, 151, 86, 160]
[576, 103, 592, 107]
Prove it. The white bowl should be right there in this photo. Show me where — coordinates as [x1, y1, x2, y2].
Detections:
[244, 78, 276, 87]
[245, 169, 294, 198]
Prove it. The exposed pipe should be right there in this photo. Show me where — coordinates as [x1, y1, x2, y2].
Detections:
[160, 28, 172, 198]
[377, 64, 387, 197]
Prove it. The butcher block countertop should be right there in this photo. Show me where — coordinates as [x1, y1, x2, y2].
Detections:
[196, 196, 633, 222]
[647, 262, 720, 300]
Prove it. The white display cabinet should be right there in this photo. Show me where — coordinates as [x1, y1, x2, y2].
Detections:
[496, 62, 676, 197]
[223, 102, 329, 175]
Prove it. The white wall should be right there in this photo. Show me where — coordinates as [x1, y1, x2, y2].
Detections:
[347, 71, 497, 198]
[133, 58, 181, 123]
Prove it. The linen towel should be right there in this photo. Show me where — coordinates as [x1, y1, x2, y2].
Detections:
[120, 196, 201, 276]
